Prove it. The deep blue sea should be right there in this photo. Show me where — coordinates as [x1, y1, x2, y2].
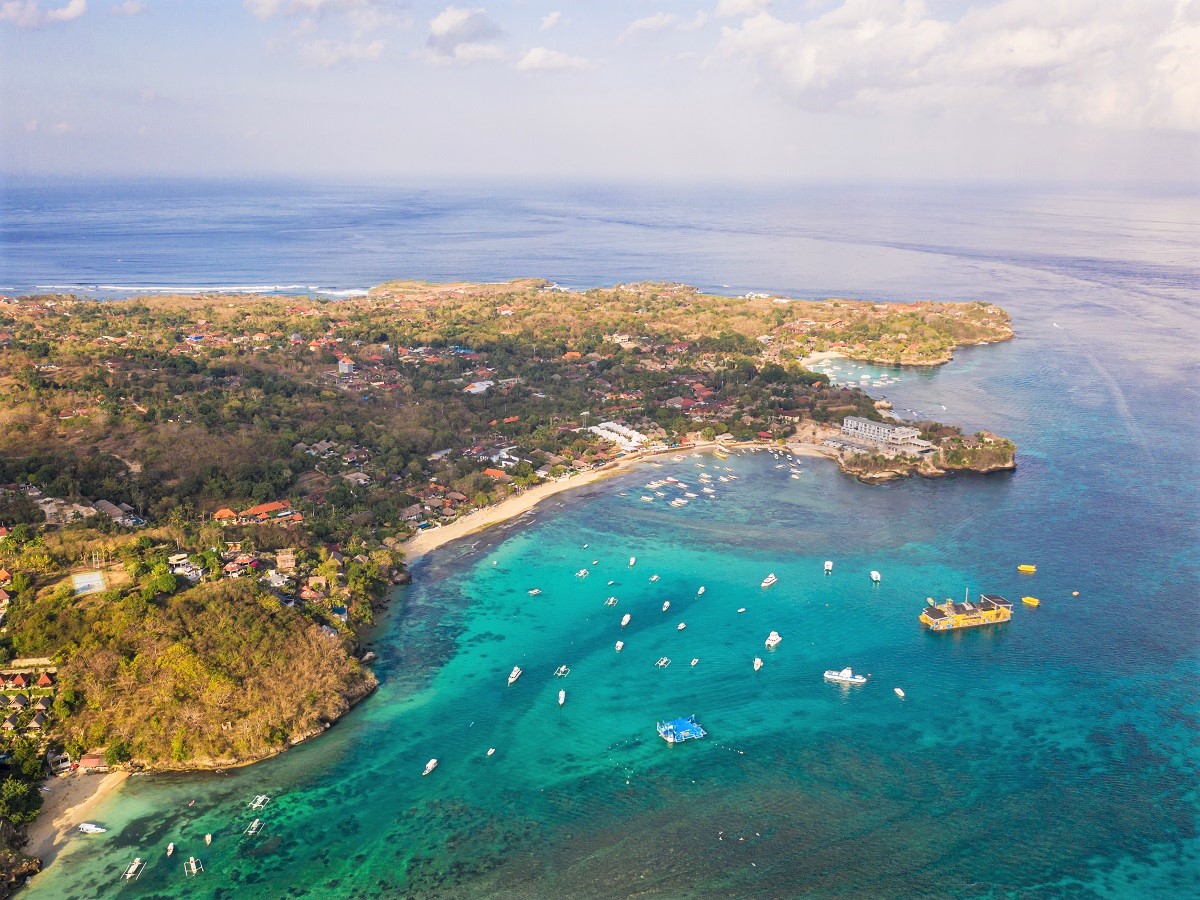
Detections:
[2, 179, 1198, 898]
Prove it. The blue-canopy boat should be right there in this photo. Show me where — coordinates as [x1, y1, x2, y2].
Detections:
[657, 714, 707, 744]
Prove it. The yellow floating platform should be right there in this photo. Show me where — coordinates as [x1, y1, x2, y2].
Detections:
[1017, 564, 1037, 574]
[1021, 596, 1040, 607]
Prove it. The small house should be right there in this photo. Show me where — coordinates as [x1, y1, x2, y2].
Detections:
[2, 715, 16, 731]
[36, 672, 53, 688]
[27, 712, 46, 730]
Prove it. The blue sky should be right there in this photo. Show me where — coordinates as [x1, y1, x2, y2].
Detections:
[2, 1, 1197, 181]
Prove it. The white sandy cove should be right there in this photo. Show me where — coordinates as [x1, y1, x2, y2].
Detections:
[401, 439, 835, 562]
[25, 770, 129, 871]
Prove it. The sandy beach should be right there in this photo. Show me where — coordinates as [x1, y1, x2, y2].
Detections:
[401, 439, 839, 563]
[24, 770, 129, 870]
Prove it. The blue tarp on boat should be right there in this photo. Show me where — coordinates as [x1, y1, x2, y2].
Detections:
[657, 714, 706, 744]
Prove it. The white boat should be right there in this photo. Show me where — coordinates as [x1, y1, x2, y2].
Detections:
[487, 748, 496, 756]
[78, 823, 106, 834]
[662, 601, 670, 612]
[205, 833, 212, 846]
[655, 657, 671, 668]
[615, 640, 624, 651]
[677, 622, 686, 631]
[558, 689, 566, 707]
[691, 658, 699, 666]
[249, 794, 271, 810]
[582, 544, 588, 548]
[697, 586, 705, 595]
[823, 667, 868, 685]
[790, 474, 800, 480]
[629, 557, 636, 566]
[592, 559, 598, 565]
[765, 631, 782, 650]
[508, 666, 522, 686]
[753, 657, 764, 672]
[761, 573, 778, 588]
[423, 758, 438, 776]
[621, 614, 631, 627]
[245, 818, 264, 835]
[604, 597, 617, 606]
[684, 492, 697, 499]
[737, 607, 746, 613]
[670, 498, 688, 507]
[555, 665, 570, 677]
[650, 574, 660, 582]
[608, 580, 615, 585]
[871, 571, 881, 583]
[123, 858, 145, 880]
[576, 569, 589, 578]
[641, 495, 654, 502]
[167, 843, 175, 857]
[528, 588, 542, 596]
[824, 560, 833, 574]
[185, 856, 204, 876]
[894, 687, 905, 699]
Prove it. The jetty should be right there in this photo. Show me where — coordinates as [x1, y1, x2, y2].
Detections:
[657, 714, 707, 744]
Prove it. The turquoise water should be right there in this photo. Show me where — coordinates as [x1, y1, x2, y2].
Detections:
[13, 184, 1200, 897]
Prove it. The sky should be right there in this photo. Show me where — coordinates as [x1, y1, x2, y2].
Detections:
[1, 0, 1197, 183]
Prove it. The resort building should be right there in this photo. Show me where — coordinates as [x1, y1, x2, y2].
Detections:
[832, 416, 935, 457]
[588, 421, 648, 452]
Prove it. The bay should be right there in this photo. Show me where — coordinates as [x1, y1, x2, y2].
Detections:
[3, 180, 1198, 898]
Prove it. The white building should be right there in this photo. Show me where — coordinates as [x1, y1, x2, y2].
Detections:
[589, 421, 649, 452]
[841, 416, 934, 456]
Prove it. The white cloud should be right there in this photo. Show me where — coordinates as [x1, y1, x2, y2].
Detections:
[24, 119, 39, 132]
[1, 0, 86, 27]
[50, 120, 72, 134]
[245, 0, 406, 32]
[425, 5, 503, 64]
[299, 37, 385, 66]
[715, 0, 771, 17]
[681, 12, 708, 32]
[110, 0, 143, 14]
[516, 46, 592, 73]
[717, 0, 1200, 132]
[540, 10, 561, 31]
[619, 12, 677, 41]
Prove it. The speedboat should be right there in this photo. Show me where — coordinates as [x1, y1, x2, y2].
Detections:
[894, 688, 905, 699]
[765, 631, 782, 650]
[629, 557, 636, 566]
[554, 665, 570, 677]
[423, 758, 438, 776]
[761, 574, 777, 588]
[677, 622, 686, 631]
[558, 690, 566, 707]
[1022, 596, 1041, 607]
[78, 823, 106, 834]
[823, 667, 868, 685]
[737, 607, 746, 613]
[508, 666, 522, 686]
[528, 588, 542, 596]
[824, 561, 833, 574]
[650, 574, 660, 582]
[608, 580, 615, 585]
[691, 658, 699, 666]
[662, 601, 670, 612]
[620, 613, 631, 627]
[697, 586, 705, 595]
[615, 640, 624, 651]
[487, 748, 496, 756]
[753, 657, 764, 672]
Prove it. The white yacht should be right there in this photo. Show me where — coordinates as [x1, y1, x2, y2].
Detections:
[508, 666, 522, 686]
[697, 586, 705, 595]
[761, 573, 778, 588]
[423, 758, 439, 776]
[629, 556, 636, 566]
[691, 658, 699, 666]
[753, 657, 764, 672]
[823, 667, 868, 685]
[662, 601, 670, 612]
[620, 613, 631, 627]
[765, 631, 782, 650]
[871, 571, 881, 583]
[615, 640, 624, 651]
[558, 690, 566, 707]
[78, 823, 106, 834]
[528, 588, 542, 596]
[824, 560, 833, 574]
[894, 687, 905, 699]
[677, 622, 686, 631]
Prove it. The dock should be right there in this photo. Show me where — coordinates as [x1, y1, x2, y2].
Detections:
[657, 714, 707, 744]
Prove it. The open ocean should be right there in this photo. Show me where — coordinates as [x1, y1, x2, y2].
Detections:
[2, 179, 1198, 898]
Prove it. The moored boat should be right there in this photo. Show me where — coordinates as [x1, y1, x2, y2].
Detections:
[677, 622, 686, 631]
[78, 823, 106, 834]
[823, 667, 868, 685]
[620, 613, 631, 627]
[123, 858, 145, 880]
[528, 588, 542, 596]
[765, 631, 782, 650]
[920, 594, 1013, 631]
[650, 574, 660, 582]
[691, 658, 699, 666]
[508, 666, 522, 686]
[615, 640, 624, 651]
[761, 573, 777, 588]
[870, 570, 881, 583]
[894, 687, 905, 699]
[423, 758, 438, 776]
[824, 560, 833, 574]
[576, 568, 589, 578]
[697, 586, 705, 595]
[662, 601, 670, 612]
[605, 596, 618, 606]
[166, 842, 174, 856]
[1022, 596, 1040, 607]
[558, 689, 566, 707]
[753, 657, 764, 671]
[554, 665, 570, 677]
[655, 657, 671, 668]
[629, 556, 636, 566]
